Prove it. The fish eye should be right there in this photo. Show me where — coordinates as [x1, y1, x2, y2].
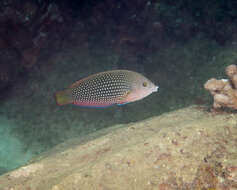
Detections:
[142, 82, 147, 87]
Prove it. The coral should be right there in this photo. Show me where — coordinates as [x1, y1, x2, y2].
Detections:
[204, 64, 237, 110]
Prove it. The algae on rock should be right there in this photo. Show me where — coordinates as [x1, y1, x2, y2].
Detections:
[0, 106, 237, 189]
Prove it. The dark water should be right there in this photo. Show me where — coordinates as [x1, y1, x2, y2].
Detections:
[0, 0, 236, 175]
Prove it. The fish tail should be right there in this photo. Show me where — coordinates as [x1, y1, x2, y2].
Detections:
[54, 89, 73, 106]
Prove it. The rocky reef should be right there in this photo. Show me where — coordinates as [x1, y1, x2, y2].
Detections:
[0, 1, 65, 93]
[0, 106, 237, 189]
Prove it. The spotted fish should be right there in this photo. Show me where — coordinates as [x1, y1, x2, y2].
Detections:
[54, 70, 158, 107]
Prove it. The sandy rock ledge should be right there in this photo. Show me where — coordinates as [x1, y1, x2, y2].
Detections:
[1, 106, 237, 190]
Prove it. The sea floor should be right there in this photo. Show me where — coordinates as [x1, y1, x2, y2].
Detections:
[1, 106, 237, 189]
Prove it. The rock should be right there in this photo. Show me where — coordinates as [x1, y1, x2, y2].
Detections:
[0, 106, 237, 189]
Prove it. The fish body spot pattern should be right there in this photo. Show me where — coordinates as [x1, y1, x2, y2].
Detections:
[54, 70, 158, 108]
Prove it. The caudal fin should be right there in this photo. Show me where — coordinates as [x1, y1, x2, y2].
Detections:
[54, 89, 73, 106]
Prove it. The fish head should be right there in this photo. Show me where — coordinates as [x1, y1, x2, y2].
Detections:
[125, 75, 158, 102]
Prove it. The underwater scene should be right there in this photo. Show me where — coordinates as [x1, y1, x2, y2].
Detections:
[0, 0, 237, 189]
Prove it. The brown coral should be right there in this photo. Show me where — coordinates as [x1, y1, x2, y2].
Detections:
[204, 64, 237, 110]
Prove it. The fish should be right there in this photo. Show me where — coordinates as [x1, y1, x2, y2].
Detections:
[54, 70, 158, 108]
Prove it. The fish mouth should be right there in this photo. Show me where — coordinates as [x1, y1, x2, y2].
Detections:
[153, 85, 159, 92]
